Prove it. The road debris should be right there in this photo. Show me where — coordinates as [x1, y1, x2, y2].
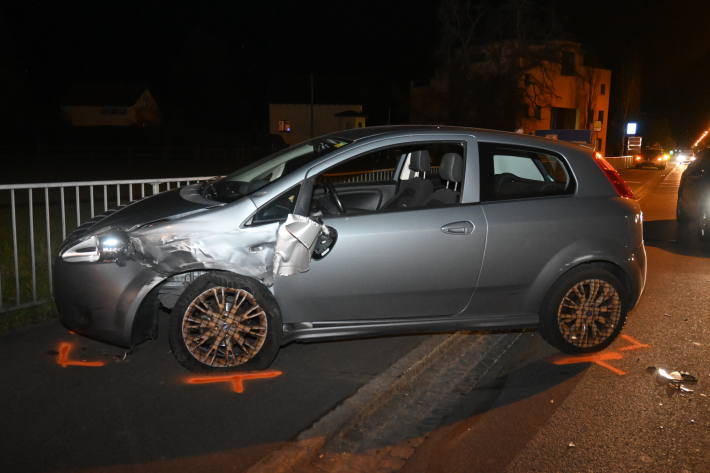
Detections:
[567, 442, 576, 448]
[647, 366, 699, 394]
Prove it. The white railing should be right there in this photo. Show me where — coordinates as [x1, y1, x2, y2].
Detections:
[604, 156, 636, 170]
[0, 176, 213, 313]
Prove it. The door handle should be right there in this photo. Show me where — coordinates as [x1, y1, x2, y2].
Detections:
[441, 221, 475, 235]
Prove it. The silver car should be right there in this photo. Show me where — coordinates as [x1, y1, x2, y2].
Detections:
[54, 126, 646, 372]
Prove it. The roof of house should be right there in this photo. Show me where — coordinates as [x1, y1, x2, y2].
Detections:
[61, 84, 152, 106]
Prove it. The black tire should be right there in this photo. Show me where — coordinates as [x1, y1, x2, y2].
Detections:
[169, 272, 281, 372]
[676, 201, 691, 243]
[539, 264, 628, 354]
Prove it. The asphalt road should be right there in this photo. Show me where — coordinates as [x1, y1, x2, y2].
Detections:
[2, 163, 707, 473]
[0, 313, 429, 473]
[400, 164, 710, 473]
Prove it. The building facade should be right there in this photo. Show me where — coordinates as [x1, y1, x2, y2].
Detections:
[411, 42, 611, 154]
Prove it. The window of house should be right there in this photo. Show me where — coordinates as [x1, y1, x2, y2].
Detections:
[597, 110, 605, 123]
[535, 106, 542, 120]
[550, 107, 577, 129]
[100, 107, 127, 115]
[277, 120, 292, 133]
[479, 143, 574, 201]
[600, 83, 606, 95]
[561, 51, 576, 76]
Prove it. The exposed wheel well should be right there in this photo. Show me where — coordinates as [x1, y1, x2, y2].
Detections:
[131, 269, 239, 345]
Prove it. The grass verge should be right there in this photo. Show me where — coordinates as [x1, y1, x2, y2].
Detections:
[0, 301, 57, 335]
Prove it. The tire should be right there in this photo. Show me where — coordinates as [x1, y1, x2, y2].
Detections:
[169, 272, 281, 372]
[676, 201, 692, 243]
[539, 264, 628, 354]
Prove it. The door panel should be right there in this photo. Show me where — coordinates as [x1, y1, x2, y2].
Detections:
[273, 205, 487, 322]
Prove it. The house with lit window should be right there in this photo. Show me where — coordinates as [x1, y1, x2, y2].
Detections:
[60, 85, 161, 127]
[269, 103, 366, 145]
[410, 41, 611, 154]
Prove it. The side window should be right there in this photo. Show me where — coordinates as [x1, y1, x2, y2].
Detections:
[479, 143, 574, 201]
[313, 141, 466, 215]
[251, 185, 300, 225]
[321, 148, 400, 185]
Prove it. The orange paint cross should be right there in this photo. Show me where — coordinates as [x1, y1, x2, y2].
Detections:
[617, 334, 650, 351]
[552, 350, 627, 375]
[56, 342, 106, 368]
[551, 334, 651, 376]
[186, 371, 283, 393]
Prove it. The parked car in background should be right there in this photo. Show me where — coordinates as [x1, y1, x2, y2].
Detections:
[54, 126, 646, 372]
[677, 148, 710, 242]
[634, 146, 670, 170]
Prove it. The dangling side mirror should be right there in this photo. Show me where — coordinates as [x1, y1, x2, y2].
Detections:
[312, 226, 338, 260]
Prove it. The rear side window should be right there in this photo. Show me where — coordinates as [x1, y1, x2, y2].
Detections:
[479, 143, 575, 201]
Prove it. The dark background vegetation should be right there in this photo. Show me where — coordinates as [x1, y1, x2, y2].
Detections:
[0, 0, 708, 181]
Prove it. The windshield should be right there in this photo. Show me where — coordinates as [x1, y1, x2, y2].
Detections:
[202, 137, 351, 202]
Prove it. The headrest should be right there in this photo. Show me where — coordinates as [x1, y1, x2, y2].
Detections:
[409, 150, 431, 173]
[439, 153, 463, 182]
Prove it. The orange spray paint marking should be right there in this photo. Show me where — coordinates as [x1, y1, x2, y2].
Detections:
[617, 334, 651, 351]
[56, 342, 106, 368]
[552, 351, 627, 375]
[186, 370, 283, 393]
[551, 334, 651, 376]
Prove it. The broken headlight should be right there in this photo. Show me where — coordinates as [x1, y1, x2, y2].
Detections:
[61, 231, 130, 263]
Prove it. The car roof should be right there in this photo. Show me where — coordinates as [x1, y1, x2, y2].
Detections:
[326, 125, 593, 155]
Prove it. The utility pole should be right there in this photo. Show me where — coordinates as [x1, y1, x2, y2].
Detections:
[309, 73, 315, 139]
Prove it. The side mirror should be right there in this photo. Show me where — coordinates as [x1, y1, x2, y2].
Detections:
[312, 226, 338, 260]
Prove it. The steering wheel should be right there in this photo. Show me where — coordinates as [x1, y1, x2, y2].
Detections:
[321, 182, 345, 214]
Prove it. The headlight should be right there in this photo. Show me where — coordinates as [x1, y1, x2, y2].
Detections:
[61, 231, 129, 263]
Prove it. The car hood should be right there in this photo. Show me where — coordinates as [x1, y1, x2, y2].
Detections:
[64, 185, 221, 244]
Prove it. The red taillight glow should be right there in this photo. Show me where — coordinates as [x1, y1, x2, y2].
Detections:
[634, 156, 642, 161]
[593, 155, 635, 199]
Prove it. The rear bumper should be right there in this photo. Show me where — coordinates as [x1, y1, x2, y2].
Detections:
[626, 244, 646, 311]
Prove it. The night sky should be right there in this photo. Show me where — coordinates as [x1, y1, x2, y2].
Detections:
[1, 0, 708, 146]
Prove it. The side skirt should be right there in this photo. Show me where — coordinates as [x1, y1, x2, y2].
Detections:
[280, 313, 539, 344]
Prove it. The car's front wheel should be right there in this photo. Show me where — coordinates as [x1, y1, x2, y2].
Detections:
[539, 265, 628, 354]
[169, 273, 281, 372]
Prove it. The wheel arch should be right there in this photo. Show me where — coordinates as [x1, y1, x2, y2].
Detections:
[523, 243, 636, 318]
[130, 269, 280, 346]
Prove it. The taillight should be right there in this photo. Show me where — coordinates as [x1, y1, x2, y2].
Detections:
[593, 154, 635, 199]
[634, 155, 642, 161]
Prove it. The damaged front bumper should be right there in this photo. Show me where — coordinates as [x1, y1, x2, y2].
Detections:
[53, 257, 164, 347]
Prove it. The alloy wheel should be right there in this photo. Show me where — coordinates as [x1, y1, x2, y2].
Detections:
[557, 278, 622, 348]
[182, 286, 268, 367]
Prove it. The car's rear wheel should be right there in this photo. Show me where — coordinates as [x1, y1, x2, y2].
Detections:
[539, 265, 628, 354]
[169, 273, 281, 372]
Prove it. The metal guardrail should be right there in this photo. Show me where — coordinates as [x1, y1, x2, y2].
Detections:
[0, 176, 213, 313]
